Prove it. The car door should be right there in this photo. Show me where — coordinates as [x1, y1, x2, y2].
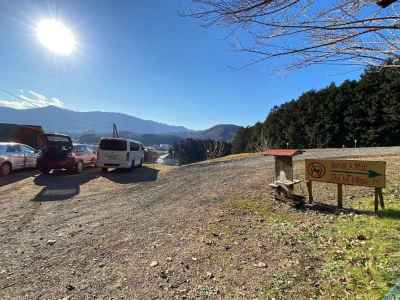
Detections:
[75, 145, 86, 163]
[84, 146, 96, 164]
[22, 145, 37, 168]
[73, 145, 81, 161]
[80, 146, 91, 165]
[130, 142, 139, 166]
[6, 145, 24, 170]
[139, 144, 145, 162]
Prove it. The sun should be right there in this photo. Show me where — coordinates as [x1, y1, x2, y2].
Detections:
[35, 19, 77, 55]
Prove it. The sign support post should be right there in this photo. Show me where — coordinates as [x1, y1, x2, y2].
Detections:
[374, 189, 379, 213]
[375, 188, 385, 213]
[337, 184, 343, 208]
[379, 189, 385, 209]
[306, 181, 313, 203]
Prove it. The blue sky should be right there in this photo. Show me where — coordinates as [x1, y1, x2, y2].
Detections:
[0, 0, 362, 130]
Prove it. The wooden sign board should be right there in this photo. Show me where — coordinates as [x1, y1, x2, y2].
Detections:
[305, 159, 386, 188]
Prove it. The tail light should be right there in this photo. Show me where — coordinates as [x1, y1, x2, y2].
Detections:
[96, 151, 100, 160]
[126, 152, 130, 161]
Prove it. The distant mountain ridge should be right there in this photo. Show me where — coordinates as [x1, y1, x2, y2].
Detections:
[0, 106, 241, 143]
[0, 105, 189, 134]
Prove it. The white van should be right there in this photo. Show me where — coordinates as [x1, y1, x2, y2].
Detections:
[96, 138, 144, 172]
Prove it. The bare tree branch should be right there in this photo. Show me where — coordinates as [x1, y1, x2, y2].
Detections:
[185, 0, 400, 70]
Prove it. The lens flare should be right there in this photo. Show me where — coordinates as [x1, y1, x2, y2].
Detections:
[36, 19, 77, 55]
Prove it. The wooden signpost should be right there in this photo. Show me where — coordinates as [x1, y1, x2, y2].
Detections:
[305, 159, 386, 212]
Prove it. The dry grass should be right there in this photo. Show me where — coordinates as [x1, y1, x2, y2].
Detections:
[143, 162, 176, 174]
[208, 152, 263, 163]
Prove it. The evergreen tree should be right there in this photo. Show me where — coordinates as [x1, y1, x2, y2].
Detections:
[232, 65, 400, 151]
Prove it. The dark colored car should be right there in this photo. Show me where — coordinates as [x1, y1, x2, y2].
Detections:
[37, 134, 84, 174]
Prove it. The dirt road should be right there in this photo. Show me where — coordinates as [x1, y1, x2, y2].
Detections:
[0, 147, 399, 299]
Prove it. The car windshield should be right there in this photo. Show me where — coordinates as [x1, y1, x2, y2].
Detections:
[99, 139, 127, 151]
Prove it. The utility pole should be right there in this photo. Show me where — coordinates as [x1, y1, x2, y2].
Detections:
[112, 123, 119, 138]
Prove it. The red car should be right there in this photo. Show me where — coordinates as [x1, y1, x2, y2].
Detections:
[72, 144, 97, 167]
[37, 134, 83, 174]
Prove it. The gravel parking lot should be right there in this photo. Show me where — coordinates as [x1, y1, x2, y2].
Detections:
[0, 147, 399, 299]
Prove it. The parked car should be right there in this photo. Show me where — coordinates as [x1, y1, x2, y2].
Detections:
[85, 144, 98, 155]
[96, 137, 144, 172]
[37, 133, 84, 174]
[72, 144, 97, 167]
[0, 142, 39, 176]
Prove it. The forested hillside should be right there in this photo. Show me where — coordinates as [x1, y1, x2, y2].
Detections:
[183, 124, 240, 141]
[172, 139, 232, 164]
[232, 66, 400, 153]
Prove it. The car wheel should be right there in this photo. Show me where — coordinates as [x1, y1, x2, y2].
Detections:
[0, 162, 11, 177]
[75, 161, 84, 174]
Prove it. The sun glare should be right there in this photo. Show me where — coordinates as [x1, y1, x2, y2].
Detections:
[36, 19, 77, 55]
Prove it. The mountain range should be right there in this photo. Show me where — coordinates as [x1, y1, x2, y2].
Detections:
[0, 106, 240, 144]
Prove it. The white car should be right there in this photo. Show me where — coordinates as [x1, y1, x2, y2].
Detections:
[96, 138, 144, 172]
[0, 142, 39, 176]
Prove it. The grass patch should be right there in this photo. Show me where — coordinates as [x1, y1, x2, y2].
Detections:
[319, 190, 400, 299]
[213, 187, 400, 299]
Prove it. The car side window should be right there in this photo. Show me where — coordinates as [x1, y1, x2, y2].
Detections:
[74, 146, 84, 153]
[130, 142, 139, 151]
[6, 145, 21, 153]
[22, 146, 35, 154]
[83, 146, 91, 154]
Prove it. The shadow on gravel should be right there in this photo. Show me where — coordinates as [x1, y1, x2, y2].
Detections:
[294, 201, 400, 219]
[101, 166, 159, 184]
[0, 169, 38, 187]
[298, 202, 377, 216]
[32, 168, 100, 202]
[378, 208, 400, 220]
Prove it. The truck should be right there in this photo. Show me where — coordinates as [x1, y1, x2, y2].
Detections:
[0, 123, 46, 149]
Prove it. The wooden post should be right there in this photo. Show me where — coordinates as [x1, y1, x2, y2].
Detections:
[374, 188, 379, 213]
[378, 188, 385, 209]
[337, 184, 343, 208]
[306, 181, 313, 203]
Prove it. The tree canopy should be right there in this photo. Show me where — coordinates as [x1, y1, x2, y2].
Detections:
[231, 66, 400, 152]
